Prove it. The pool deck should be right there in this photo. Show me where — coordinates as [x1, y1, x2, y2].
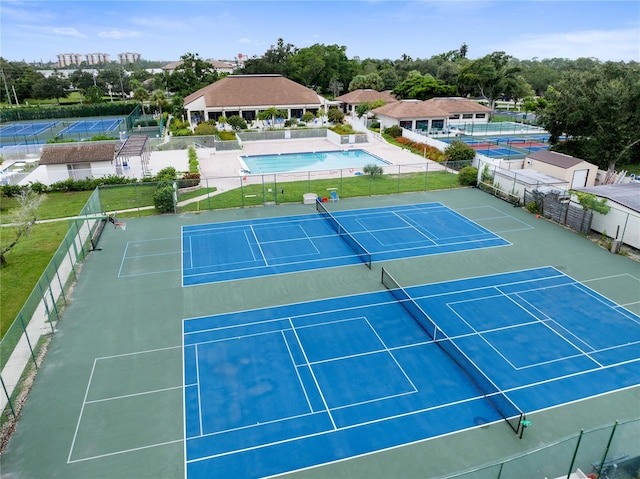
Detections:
[196, 137, 443, 178]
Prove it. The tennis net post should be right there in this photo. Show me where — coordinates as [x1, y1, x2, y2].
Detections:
[316, 201, 372, 269]
[380, 267, 526, 438]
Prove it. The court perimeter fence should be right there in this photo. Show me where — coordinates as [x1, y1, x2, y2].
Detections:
[93, 161, 471, 215]
[2, 184, 639, 477]
[444, 418, 639, 479]
[0, 188, 104, 422]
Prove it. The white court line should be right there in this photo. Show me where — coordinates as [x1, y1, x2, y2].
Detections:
[194, 344, 204, 437]
[282, 330, 314, 412]
[288, 318, 337, 430]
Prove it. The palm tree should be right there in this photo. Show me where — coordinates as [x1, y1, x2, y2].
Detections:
[258, 106, 286, 128]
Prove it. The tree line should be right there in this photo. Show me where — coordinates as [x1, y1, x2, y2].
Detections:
[1, 40, 638, 170]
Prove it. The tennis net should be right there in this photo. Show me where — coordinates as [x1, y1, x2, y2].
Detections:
[316, 201, 372, 269]
[381, 267, 526, 438]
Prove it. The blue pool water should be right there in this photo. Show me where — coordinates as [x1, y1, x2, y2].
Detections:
[239, 149, 391, 174]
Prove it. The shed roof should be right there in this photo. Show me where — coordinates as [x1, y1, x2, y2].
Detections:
[494, 168, 568, 187]
[183, 74, 322, 108]
[39, 143, 117, 165]
[528, 150, 586, 168]
[575, 182, 640, 213]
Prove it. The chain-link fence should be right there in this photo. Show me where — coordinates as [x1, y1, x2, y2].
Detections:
[444, 418, 640, 479]
[1, 188, 104, 420]
[117, 162, 463, 213]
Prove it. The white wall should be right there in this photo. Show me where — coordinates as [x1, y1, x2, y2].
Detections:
[590, 203, 640, 250]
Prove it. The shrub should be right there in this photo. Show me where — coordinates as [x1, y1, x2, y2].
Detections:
[457, 166, 478, 186]
[370, 120, 380, 129]
[327, 108, 345, 124]
[301, 112, 315, 123]
[526, 201, 541, 214]
[227, 115, 248, 131]
[1, 184, 24, 197]
[218, 131, 236, 141]
[383, 125, 403, 138]
[153, 185, 175, 213]
[363, 164, 384, 176]
[445, 140, 476, 162]
[155, 167, 177, 182]
[193, 122, 218, 135]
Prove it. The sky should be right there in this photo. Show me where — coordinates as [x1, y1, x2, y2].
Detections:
[1, 0, 639, 64]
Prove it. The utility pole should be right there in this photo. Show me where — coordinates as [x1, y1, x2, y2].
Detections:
[0, 67, 13, 106]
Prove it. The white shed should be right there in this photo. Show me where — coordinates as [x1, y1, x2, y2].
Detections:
[524, 150, 598, 188]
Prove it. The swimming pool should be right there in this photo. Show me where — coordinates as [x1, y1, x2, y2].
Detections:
[239, 149, 391, 174]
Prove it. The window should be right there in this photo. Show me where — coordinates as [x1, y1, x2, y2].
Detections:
[476, 113, 486, 119]
[449, 114, 460, 119]
[431, 119, 444, 129]
[462, 113, 473, 119]
[399, 120, 412, 129]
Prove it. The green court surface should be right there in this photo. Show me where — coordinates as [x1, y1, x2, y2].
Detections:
[1, 188, 639, 479]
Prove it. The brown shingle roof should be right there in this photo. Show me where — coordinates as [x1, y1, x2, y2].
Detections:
[528, 150, 585, 168]
[370, 100, 450, 119]
[39, 143, 116, 165]
[335, 89, 398, 104]
[183, 74, 322, 108]
[426, 97, 493, 114]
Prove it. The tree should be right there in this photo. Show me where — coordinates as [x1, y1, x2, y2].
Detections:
[166, 52, 218, 97]
[537, 62, 640, 171]
[328, 75, 344, 98]
[348, 73, 384, 92]
[258, 107, 286, 127]
[287, 44, 354, 93]
[0, 189, 47, 266]
[85, 85, 103, 104]
[151, 89, 168, 115]
[355, 100, 385, 120]
[32, 73, 70, 105]
[132, 85, 149, 114]
[392, 73, 457, 100]
[327, 107, 345, 124]
[242, 38, 296, 76]
[457, 52, 521, 108]
[501, 74, 535, 109]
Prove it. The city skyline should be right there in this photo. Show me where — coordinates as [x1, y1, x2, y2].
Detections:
[1, 0, 639, 64]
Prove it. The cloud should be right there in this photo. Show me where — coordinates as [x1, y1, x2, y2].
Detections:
[98, 30, 141, 40]
[238, 38, 252, 44]
[52, 27, 85, 38]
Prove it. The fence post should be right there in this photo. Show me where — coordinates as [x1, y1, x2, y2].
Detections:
[566, 429, 584, 479]
[18, 313, 38, 369]
[1, 376, 16, 417]
[595, 421, 618, 479]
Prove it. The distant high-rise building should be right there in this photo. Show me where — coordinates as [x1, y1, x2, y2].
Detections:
[118, 52, 141, 64]
[86, 53, 111, 65]
[57, 53, 83, 67]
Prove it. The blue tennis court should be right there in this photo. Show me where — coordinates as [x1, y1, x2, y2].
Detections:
[59, 118, 122, 135]
[181, 202, 511, 285]
[183, 266, 640, 478]
[0, 120, 59, 137]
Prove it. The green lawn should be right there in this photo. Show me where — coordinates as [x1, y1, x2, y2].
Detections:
[0, 222, 69, 337]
